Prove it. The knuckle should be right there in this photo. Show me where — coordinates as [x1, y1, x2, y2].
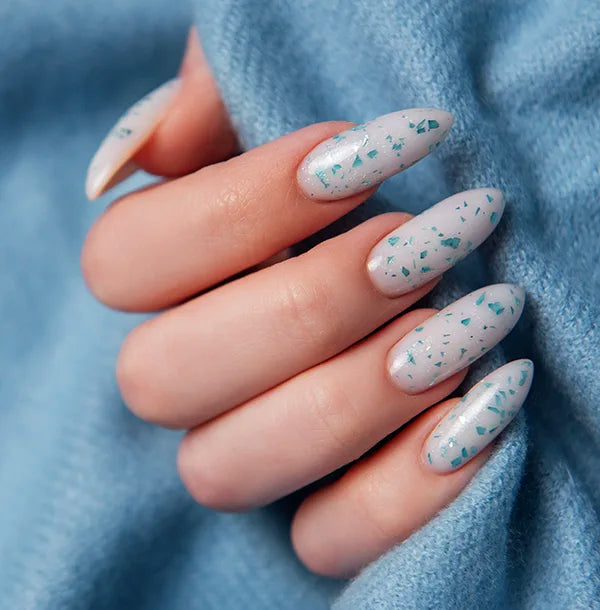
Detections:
[208, 171, 258, 234]
[305, 380, 363, 460]
[273, 275, 343, 349]
[355, 468, 405, 542]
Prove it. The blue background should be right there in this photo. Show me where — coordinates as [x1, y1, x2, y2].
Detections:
[1, 0, 599, 607]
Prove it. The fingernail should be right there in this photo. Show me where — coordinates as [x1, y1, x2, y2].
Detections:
[368, 189, 504, 297]
[423, 359, 533, 473]
[297, 108, 453, 201]
[388, 284, 525, 393]
[85, 78, 181, 200]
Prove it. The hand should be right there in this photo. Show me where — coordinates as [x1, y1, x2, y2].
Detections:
[82, 29, 532, 577]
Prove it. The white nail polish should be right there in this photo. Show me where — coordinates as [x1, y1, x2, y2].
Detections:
[297, 108, 453, 201]
[85, 78, 181, 200]
[368, 189, 504, 296]
[423, 359, 533, 473]
[388, 284, 525, 393]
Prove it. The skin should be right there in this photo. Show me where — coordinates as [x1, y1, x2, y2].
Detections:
[82, 28, 492, 578]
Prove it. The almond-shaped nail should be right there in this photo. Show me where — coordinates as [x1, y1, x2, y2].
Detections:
[297, 108, 453, 201]
[85, 78, 181, 200]
[368, 189, 504, 296]
[388, 284, 525, 393]
[423, 359, 533, 473]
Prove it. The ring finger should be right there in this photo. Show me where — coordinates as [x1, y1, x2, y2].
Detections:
[177, 283, 526, 512]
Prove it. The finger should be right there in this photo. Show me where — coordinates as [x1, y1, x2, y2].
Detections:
[117, 189, 505, 428]
[134, 28, 237, 177]
[85, 27, 236, 200]
[82, 108, 453, 310]
[177, 310, 468, 512]
[291, 359, 534, 578]
[117, 213, 437, 428]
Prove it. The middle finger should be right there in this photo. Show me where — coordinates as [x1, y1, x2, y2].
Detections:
[118, 188, 504, 428]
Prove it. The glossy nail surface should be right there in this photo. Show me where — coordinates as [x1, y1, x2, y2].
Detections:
[423, 359, 533, 473]
[85, 78, 181, 200]
[388, 284, 525, 393]
[297, 108, 453, 201]
[368, 189, 504, 296]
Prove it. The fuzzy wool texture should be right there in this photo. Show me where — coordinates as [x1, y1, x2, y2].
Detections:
[1, 0, 599, 608]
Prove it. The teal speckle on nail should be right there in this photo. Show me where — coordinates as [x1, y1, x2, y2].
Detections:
[402, 266, 410, 276]
[315, 170, 329, 188]
[331, 163, 342, 174]
[476, 292, 486, 305]
[440, 237, 461, 249]
[388, 236, 400, 246]
[476, 426, 486, 435]
[114, 127, 133, 138]
[352, 155, 363, 168]
[367, 149, 378, 158]
[488, 302, 505, 315]
[428, 119, 439, 129]
[461, 318, 471, 326]
[420, 250, 428, 259]
[490, 211, 498, 223]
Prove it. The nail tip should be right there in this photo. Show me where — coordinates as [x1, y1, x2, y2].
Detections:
[83, 78, 181, 201]
[424, 358, 534, 474]
[84, 176, 101, 201]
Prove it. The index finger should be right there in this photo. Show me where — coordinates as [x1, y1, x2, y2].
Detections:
[82, 109, 453, 311]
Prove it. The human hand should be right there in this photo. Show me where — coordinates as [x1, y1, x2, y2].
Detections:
[82, 30, 532, 577]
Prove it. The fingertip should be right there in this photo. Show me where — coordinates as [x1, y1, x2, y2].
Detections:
[85, 27, 237, 201]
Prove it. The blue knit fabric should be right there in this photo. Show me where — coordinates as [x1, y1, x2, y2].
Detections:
[1, 0, 599, 608]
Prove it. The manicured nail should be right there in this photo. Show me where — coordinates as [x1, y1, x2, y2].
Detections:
[85, 78, 181, 200]
[388, 284, 525, 394]
[368, 189, 504, 297]
[297, 108, 453, 201]
[423, 359, 533, 473]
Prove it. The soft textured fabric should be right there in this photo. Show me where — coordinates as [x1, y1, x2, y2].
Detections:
[1, 0, 599, 608]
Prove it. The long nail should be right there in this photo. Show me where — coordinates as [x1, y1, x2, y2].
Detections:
[85, 78, 181, 200]
[368, 189, 504, 297]
[423, 359, 533, 473]
[388, 284, 525, 393]
[297, 108, 453, 201]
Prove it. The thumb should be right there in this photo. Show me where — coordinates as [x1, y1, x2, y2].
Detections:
[85, 27, 237, 200]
